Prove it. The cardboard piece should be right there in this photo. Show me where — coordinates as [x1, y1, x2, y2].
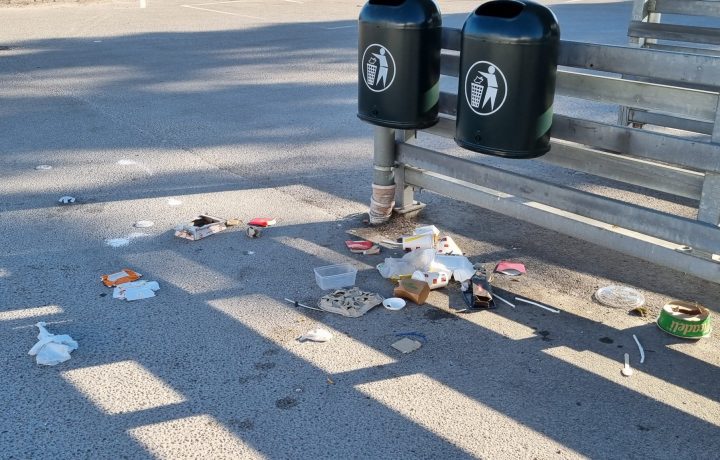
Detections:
[102, 269, 142, 287]
[391, 337, 422, 354]
[394, 279, 430, 305]
[318, 288, 383, 318]
[175, 215, 227, 241]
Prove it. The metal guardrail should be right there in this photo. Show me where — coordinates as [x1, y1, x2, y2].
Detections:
[373, 27, 720, 283]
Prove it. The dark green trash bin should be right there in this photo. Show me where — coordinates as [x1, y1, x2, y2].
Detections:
[455, 0, 560, 158]
[358, 0, 442, 129]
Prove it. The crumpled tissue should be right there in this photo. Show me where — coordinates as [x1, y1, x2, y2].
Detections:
[28, 322, 78, 366]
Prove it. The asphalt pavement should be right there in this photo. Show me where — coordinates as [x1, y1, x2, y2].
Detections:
[1, 1, 719, 459]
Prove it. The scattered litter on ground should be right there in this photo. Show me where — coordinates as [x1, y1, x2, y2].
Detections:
[629, 306, 649, 317]
[167, 198, 183, 206]
[461, 268, 494, 309]
[105, 232, 148, 248]
[175, 215, 227, 241]
[106, 237, 131, 248]
[284, 298, 324, 312]
[101, 269, 142, 287]
[494, 261, 526, 276]
[362, 245, 381, 255]
[246, 226, 262, 238]
[58, 196, 76, 204]
[394, 279, 430, 305]
[28, 322, 78, 366]
[243, 250, 255, 255]
[435, 255, 474, 282]
[318, 287, 383, 317]
[391, 337, 422, 354]
[35, 165, 52, 171]
[402, 233, 434, 251]
[298, 327, 333, 342]
[134, 220, 154, 229]
[411, 270, 450, 290]
[414, 225, 440, 237]
[657, 300, 712, 339]
[327, 377, 335, 384]
[493, 293, 515, 308]
[369, 183, 396, 225]
[226, 218, 243, 227]
[516, 297, 560, 314]
[378, 249, 435, 280]
[345, 240, 381, 254]
[113, 280, 160, 301]
[633, 334, 645, 364]
[395, 332, 428, 344]
[314, 263, 357, 290]
[435, 236, 463, 255]
[383, 297, 406, 311]
[248, 218, 276, 227]
[346, 240, 374, 251]
[621, 353, 633, 377]
[594, 285, 645, 309]
[381, 239, 402, 247]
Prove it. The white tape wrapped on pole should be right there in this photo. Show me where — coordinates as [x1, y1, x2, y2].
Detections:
[369, 183, 396, 225]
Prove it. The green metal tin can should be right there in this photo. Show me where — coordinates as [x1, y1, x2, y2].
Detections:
[657, 301, 712, 339]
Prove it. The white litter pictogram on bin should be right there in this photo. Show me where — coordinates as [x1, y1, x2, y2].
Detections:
[470, 75, 484, 109]
[367, 57, 378, 86]
[361, 44, 396, 92]
[464, 61, 507, 116]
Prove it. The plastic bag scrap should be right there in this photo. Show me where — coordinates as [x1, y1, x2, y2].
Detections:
[113, 280, 160, 301]
[298, 328, 333, 342]
[377, 249, 474, 283]
[28, 322, 78, 366]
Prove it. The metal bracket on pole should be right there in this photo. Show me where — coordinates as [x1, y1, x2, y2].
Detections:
[394, 129, 426, 218]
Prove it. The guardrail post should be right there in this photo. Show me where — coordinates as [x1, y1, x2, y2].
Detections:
[698, 103, 720, 225]
[393, 129, 426, 218]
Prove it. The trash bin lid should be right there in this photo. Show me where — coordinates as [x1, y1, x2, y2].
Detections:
[359, 0, 441, 30]
[463, 0, 559, 44]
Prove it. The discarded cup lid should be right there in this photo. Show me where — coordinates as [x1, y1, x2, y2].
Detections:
[35, 165, 52, 170]
[383, 297, 406, 311]
[134, 220, 154, 228]
[58, 196, 76, 204]
[594, 285, 645, 309]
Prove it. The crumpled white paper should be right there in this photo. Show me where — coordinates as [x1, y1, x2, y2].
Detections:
[28, 322, 78, 366]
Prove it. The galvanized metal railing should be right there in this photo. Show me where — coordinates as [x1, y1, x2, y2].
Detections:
[374, 27, 720, 283]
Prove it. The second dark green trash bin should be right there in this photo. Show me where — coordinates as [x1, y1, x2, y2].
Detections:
[455, 0, 560, 158]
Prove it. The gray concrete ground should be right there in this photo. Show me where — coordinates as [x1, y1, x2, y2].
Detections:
[1, 1, 719, 458]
